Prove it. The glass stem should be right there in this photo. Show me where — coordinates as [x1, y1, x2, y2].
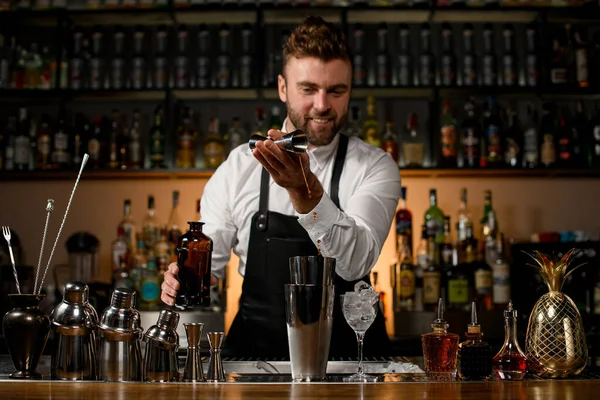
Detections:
[356, 332, 365, 376]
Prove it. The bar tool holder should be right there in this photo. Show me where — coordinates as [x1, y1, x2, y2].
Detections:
[248, 130, 308, 154]
[143, 309, 180, 382]
[182, 323, 205, 382]
[50, 281, 99, 381]
[206, 332, 225, 382]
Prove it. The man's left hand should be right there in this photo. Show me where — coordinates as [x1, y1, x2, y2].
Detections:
[252, 129, 323, 213]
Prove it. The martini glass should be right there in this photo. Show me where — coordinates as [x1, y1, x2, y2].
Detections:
[341, 291, 379, 382]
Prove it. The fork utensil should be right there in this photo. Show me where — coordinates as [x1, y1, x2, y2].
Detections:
[2, 226, 21, 294]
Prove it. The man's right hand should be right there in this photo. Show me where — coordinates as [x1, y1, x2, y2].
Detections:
[160, 262, 219, 306]
[161, 263, 180, 306]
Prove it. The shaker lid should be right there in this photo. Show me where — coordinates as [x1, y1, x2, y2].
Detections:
[64, 281, 89, 304]
[143, 309, 180, 350]
[66, 232, 100, 253]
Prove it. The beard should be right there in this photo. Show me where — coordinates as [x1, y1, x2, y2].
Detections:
[286, 100, 348, 147]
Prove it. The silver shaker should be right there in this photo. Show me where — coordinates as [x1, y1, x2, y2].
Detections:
[206, 332, 225, 382]
[97, 288, 143, 382]
[182, 323, 204, 382]
[143, 309, 180, 382]
[50, 281, 99, 380]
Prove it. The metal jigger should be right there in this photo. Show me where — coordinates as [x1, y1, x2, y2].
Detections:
[248, 129, 308, 154]
[206, 332, 225, 382]
[182, 323, 204, 382]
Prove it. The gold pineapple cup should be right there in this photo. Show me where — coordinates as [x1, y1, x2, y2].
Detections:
[524, 249, 588, 379]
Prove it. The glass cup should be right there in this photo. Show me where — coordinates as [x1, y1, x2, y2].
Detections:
[341, 292, 379, 382]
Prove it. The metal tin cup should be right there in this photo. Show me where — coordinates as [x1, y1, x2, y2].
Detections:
[285, 283, 335, 382]
[289, 255, 335, 286]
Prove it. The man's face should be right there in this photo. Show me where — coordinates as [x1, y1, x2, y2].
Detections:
[278, 56, 351, 147]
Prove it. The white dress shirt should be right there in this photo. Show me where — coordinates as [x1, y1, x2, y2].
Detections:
[201, 119, 402, 282]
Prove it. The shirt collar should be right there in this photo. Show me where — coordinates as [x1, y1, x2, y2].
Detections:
[281, 117, 341, 171]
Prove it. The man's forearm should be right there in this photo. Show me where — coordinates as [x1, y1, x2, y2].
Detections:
[287, 172, 324, 214]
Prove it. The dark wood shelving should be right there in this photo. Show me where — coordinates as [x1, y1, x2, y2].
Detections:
[2, 168, 598, 181]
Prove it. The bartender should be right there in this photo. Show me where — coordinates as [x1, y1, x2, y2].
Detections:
[161, 16, 402, 359]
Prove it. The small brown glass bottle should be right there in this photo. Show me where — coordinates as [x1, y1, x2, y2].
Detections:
[458, 302, 493, 380]
[175, 221, 213, 308]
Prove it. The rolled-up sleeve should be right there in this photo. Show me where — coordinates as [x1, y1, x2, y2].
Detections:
[297, 152, 401, 281]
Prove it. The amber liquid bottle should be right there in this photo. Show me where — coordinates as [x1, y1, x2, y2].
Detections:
[175, 221, 213, 308]
[492, 300, 528, 380]
[421, 298, 459, 380]
[458, 302, 493, 380]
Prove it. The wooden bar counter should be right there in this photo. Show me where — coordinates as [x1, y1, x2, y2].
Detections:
[0, 379, 598, 400]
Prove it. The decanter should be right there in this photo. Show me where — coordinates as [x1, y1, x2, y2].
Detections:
[458, 302, 492, 380]
[492, 300, 528, 380]
[421, 298, 459, 380]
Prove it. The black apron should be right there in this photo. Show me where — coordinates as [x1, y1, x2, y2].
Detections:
[223, 134, 390, 359]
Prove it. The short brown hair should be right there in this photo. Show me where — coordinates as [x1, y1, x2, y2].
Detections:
[282, 16, 350, 75]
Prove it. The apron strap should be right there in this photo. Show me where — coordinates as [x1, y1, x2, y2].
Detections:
[330, 133, 348, 210]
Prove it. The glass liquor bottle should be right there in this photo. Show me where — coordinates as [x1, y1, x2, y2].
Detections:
[269, 106, 282, 130]
[381, 121, 398, 164]
[396, 24, 412, 87]
[375, 22, 389, 87]
[118, 198, 137, 257]
[228, 117, 247, 153]
[423, 235, 441, 312]
[203, 117, 225, 169]
[395, 235, 416, 312]
[439, 100, 457, 167]
[345, 106, 362, 139]
[148, 106, 166, 169]
[175, 221, 213, 308]
[167, 190, 184, 253]
[363, 96, 381, 147]
[456, 188, 471, 244]
[501, 24, 516, 87]
[492, 300, 528, 380]
[421, 298, 459, 380]
[522, 103, 539, 168]
[402, 113, 424, 167]
[462, 24, 476, 87]
[461, 100, 481, 168]
[418, 23, 434, 87]
[143, 195, 160, 251]
[482, 24, 497, 87]
[395, 186, 413, 254]
[176, 106, 198, 168]
[439, 23, 455, 87]
[458, 302, 492, 380]
[424, 188, 445, 244]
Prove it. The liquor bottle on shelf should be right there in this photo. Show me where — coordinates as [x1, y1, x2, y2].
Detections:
[129, 109, 143, 169]
[107, 109, 120, 169]
[51, 106, 71, 170]
[372, 271, 386, 320]
[4, 117, 16, 170]
[423, 235, 441, 313]
[439, 23, 455, 87]
[176, 106, 198, 169]
[375, 23, 389, 88]
[492, 300, 528, 380]
[418, 23, 434, 87]
[484, 97, 503, 168]
[472, 244, 493, 312]
[461, 24, 476, 87]
[167, 190, 184, 255]
[345, 107, 362, 139]
[395, 186, 413, 254]
[421, 298, 459, 380]
[112, 226, 129, 274]
[503, 107, 521, 168]
[396, 24, 412, 87]
[36, 114, 52, 170]
[539, 103, 557, 168]
[381, 121, 399, 164]
[573, 29, 589, 89]
[203, 117, 225, 169]
[424, 189, 445, 244]
[402, 113, 424, 168]
[14, 107, 30, 171]
[439, 216, 453, 301]
[492, 233, 510, 311]
[143, 195, 160, 251]
[148, 106, 166, 169]
[153, 25, 168, 90]
[439, 100, 457, 168]
[69, 27, 84, 90]
[461, 100, 481, 169]
[216, 23, 231, 89]
[524, 23, 538, 87]
[501, 24, 516, 87]
[363, 96, 381, 147]
[549, 28, 569, 86]
[228, 117, 247, 153]
[130, 25, 146, 90]
[557, 116, 574, 168]
[522, 103, 539, 168]
[456, 188, 471, 245]
[174, 24, 190, 89]
[196, 24, 211, 89]
[571, 100, 588, 169]
[480, 189, 499, 265]
[394, 234, 416, 312]
[482, 24, 497, 87]
[118, 198, 137, 257]
[352, 24, 366, 88]
[111, 26, 126, 90]
[239, 23, 253, 89]
[253, 107, 266, 136]
[457, 302, 492, 381]
[117, 113, 129, 170]
[447, 237, 472, 313]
